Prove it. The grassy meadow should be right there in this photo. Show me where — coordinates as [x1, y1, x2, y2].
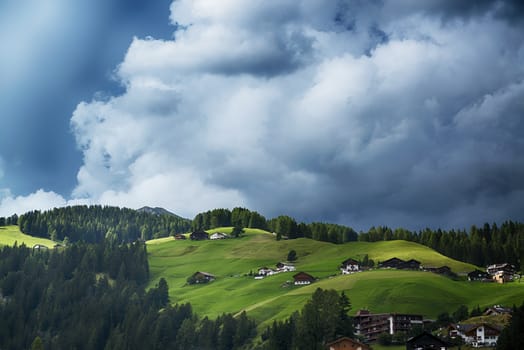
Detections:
[0, 225, 55, 248]
[147, 227, 524, 328]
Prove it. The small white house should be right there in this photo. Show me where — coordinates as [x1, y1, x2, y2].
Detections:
[210, 232, 228, 240]
[341, 258, 360, 274]
[258, 267, 275, 276]
[276, 262, 296, 272]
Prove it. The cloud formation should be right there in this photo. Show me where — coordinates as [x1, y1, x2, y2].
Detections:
[9, 0, 521, 230]
[0, 189, 67, 218]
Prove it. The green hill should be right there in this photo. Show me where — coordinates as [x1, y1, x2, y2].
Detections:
[0, 225, 56, 248]
[147, 228, 524, 328]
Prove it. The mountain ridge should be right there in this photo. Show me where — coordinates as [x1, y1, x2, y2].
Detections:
[137, 206, 186, 219]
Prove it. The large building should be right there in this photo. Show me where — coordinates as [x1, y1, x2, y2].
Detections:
[353, 310, 423, 342]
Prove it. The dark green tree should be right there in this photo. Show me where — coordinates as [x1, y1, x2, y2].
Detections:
[287, 250, 297, 262]
[452, 305, 469, 322]
[231, 224, 244, 238]
[497, 303, 524, 350]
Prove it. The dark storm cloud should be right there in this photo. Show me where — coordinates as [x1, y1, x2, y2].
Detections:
[0, 0, 172, 196]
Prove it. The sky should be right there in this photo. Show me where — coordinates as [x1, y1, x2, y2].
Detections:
[1, 0, 523, 231]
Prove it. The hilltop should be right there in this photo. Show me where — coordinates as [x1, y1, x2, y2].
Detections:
[146, 227, 524, 328]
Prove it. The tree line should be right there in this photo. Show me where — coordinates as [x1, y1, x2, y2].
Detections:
[0, 241, 256, 350]
[13, 205, 191, 243]
[191, 208, 359, 243]
[357, 222, 523, 269]
[258, 288, 353, 350]
[2, 205, 522, 269]
[190, 208, 523, 269]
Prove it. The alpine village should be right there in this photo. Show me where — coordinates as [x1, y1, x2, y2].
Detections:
[0, 205, 522, 349]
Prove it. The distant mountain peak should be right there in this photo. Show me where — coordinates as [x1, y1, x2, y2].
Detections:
[137, 206, 178, 217]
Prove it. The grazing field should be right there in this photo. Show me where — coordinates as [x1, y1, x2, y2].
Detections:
[0, 225, 55, 248]
[146, 228, 524, 328]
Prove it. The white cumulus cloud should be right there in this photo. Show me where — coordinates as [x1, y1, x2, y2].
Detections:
[0, 189, 67, 217]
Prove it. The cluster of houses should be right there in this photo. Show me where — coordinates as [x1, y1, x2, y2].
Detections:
[351, 305, 512, 348]
[254, 262, 296, 279]
[340, 257, 454, 277]
[444, 304, 512, 348]
[351, 309, 455, 349]
[341, 256, 519, 284]
[254, 262, 318, 286]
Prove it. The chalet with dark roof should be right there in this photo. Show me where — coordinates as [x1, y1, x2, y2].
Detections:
[293, 272, 315, 285]
[188, 271, 215, 284]
[402, 259, 421, 270]
[406, 332, 449, 350]
[190, 230, 209, 240]
[378, 257, 405, 269]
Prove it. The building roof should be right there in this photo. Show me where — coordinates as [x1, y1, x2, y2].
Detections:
[483, 305, 513, 315]
[406, 332, 449, 347]
[341, 258, 360, 265]
[293, 271, 315, 281]
[325, 336, 370, 349]
[193, 271, 215, 278]
[190, 230, 209, 239]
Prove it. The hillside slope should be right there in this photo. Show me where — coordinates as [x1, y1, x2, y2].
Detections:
[0, 225, 55, 248]
[147, 228, 524, 327]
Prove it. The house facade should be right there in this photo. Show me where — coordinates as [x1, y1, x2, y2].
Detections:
[467, 269, 491, 282]
[354, 310, 424, 342]
[293, 272, 315, 285]
[486, 263, 515, 276]
[487, 263, 516, 283]
[326, 336, 370, 350]
[258, 267, 275, 276]
[340, 258, 360, 274]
